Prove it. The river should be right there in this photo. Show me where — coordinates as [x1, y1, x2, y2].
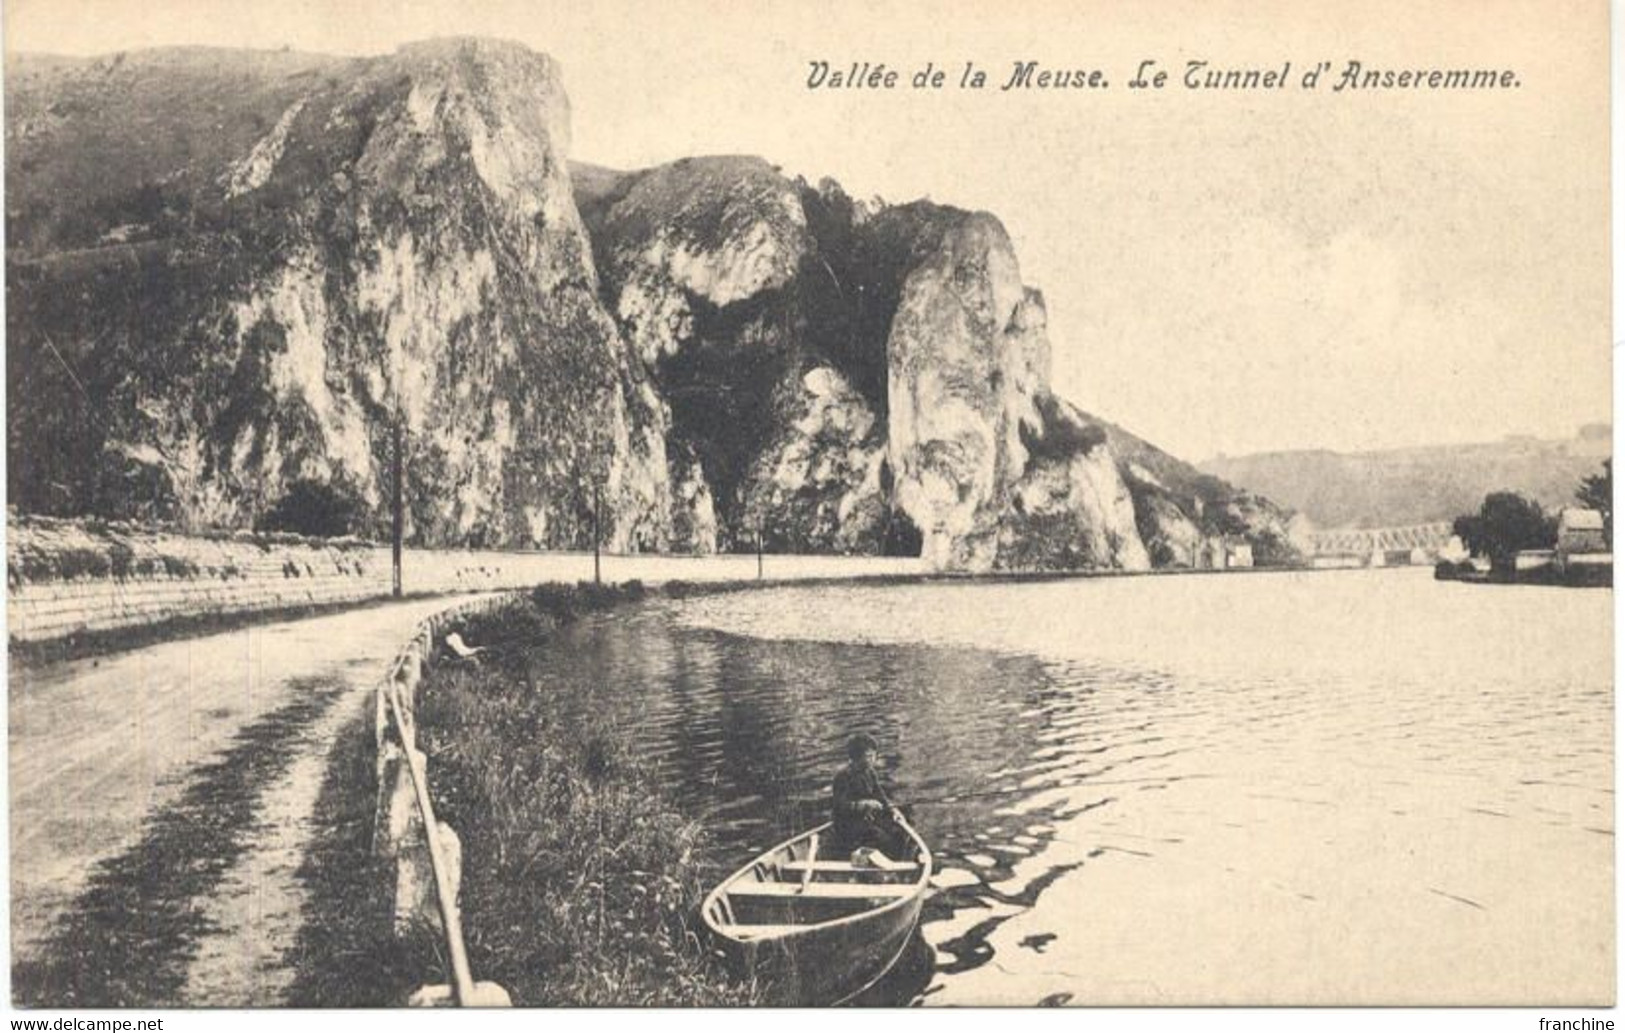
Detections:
[513, 567, 1612, 1005]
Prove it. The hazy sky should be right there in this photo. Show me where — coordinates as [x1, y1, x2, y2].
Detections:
[6, 0, 1610, 461]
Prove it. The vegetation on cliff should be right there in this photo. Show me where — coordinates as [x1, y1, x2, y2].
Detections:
[1102, 416, 1304, 567]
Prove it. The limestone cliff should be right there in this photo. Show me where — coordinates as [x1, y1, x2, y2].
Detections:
[1105, 419, 1305, 567]
[578, 163, 1155, 571]
[8, 38, 1288, 571]
[8, 39, 670, 549]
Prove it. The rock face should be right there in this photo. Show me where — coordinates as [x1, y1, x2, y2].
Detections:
[575, 156, 823, 553]
[577, 165, 1158, 571]
[879, 209, 1031, 568]
[7, 38, 1291, 570]
[740, 367, 888, 555]
[1106, 419, 1305, 568]
[1000, 396, 1150, 570]
[8, 39, 668, 550]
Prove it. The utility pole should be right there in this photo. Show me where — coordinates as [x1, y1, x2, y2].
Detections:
[592, 479, 602, 586]
[756, 521, 764, 581]
[392, 413, 404, 598]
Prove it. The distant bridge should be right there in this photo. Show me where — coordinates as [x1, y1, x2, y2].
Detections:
[1307, 522, 1455, 565]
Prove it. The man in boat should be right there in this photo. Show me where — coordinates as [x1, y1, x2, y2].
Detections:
[830, 733, 910, 861]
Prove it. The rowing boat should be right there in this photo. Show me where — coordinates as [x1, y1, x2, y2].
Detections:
[701, 818, 932, 1005]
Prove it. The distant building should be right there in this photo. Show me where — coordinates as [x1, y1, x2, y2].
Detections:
[1554, 507, 1611, 586]
[1192, 536, 1253, 570]
[1556, 508, 1608, 555]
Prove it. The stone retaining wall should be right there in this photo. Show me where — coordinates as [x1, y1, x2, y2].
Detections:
[7, 515, 925, 646]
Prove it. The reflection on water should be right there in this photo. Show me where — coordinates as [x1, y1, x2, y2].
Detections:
[514, 569, 1612, 1005]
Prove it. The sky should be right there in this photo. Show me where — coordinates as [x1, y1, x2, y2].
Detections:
[4, 0, 1611, 462]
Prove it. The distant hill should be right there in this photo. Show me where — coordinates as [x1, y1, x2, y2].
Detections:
[1200, 426, 1612, 529]
[1096, 417, 1235, 503]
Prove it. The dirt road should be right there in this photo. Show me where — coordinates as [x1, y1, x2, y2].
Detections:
[9, 594, 490, 1006]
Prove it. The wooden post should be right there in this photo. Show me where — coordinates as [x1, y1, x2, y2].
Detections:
[384, 684, 476, 1005]
[756, 523, 764, 580]
[392, 415, 404, 598]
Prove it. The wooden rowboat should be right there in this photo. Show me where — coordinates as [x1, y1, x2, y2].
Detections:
[701, 818, 932, 1005]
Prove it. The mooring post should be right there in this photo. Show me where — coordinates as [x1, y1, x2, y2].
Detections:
[392, 414, 404, 598]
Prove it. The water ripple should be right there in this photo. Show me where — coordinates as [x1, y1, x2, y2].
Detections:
[503, 572, 1611, 1004]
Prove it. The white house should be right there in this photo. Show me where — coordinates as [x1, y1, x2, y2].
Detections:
[1556, 508, 1608, 555]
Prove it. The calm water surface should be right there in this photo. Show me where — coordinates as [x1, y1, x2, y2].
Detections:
[520, 568, 1612, 1005]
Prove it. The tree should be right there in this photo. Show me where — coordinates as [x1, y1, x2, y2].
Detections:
[1454, 491, 1554, 572]
[1450, 513, 1484, 556]
[1576, 459, 1612, 546]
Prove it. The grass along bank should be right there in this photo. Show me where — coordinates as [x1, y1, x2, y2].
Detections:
[414, 581, 758, 1006]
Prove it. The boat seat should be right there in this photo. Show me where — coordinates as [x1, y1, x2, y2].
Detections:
[727, 881, 917, 900]
[779, 859, 920, 875]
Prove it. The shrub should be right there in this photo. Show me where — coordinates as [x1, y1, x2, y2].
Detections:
[1020, 393, 1109, 462]
[49, 547, 114, 581]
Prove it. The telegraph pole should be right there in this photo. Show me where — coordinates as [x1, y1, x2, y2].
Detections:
[592, 480, 602, 586]
[392, 414, 404, 597]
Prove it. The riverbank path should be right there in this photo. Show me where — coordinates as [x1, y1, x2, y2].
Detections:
[9, 593, 494, 1006]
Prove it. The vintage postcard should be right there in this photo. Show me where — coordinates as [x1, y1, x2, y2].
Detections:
[2, 0, 1612, 1020]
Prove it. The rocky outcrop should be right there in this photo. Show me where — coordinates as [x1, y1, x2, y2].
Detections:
[576, 156, 816, 552]
[8, 39, 671, 550]
[879, 209, 1024, 568]
[738, 367, 888, 554]
[8, 38, 1288, 571]
[578, 155, 810, 363]
[1130, 483, 1207, 568]
[578, 166, 1154, 571]
[873, 211, 1149, 571]
[1113, 423, 1304, 567]
[998, 395, 1150, 570]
